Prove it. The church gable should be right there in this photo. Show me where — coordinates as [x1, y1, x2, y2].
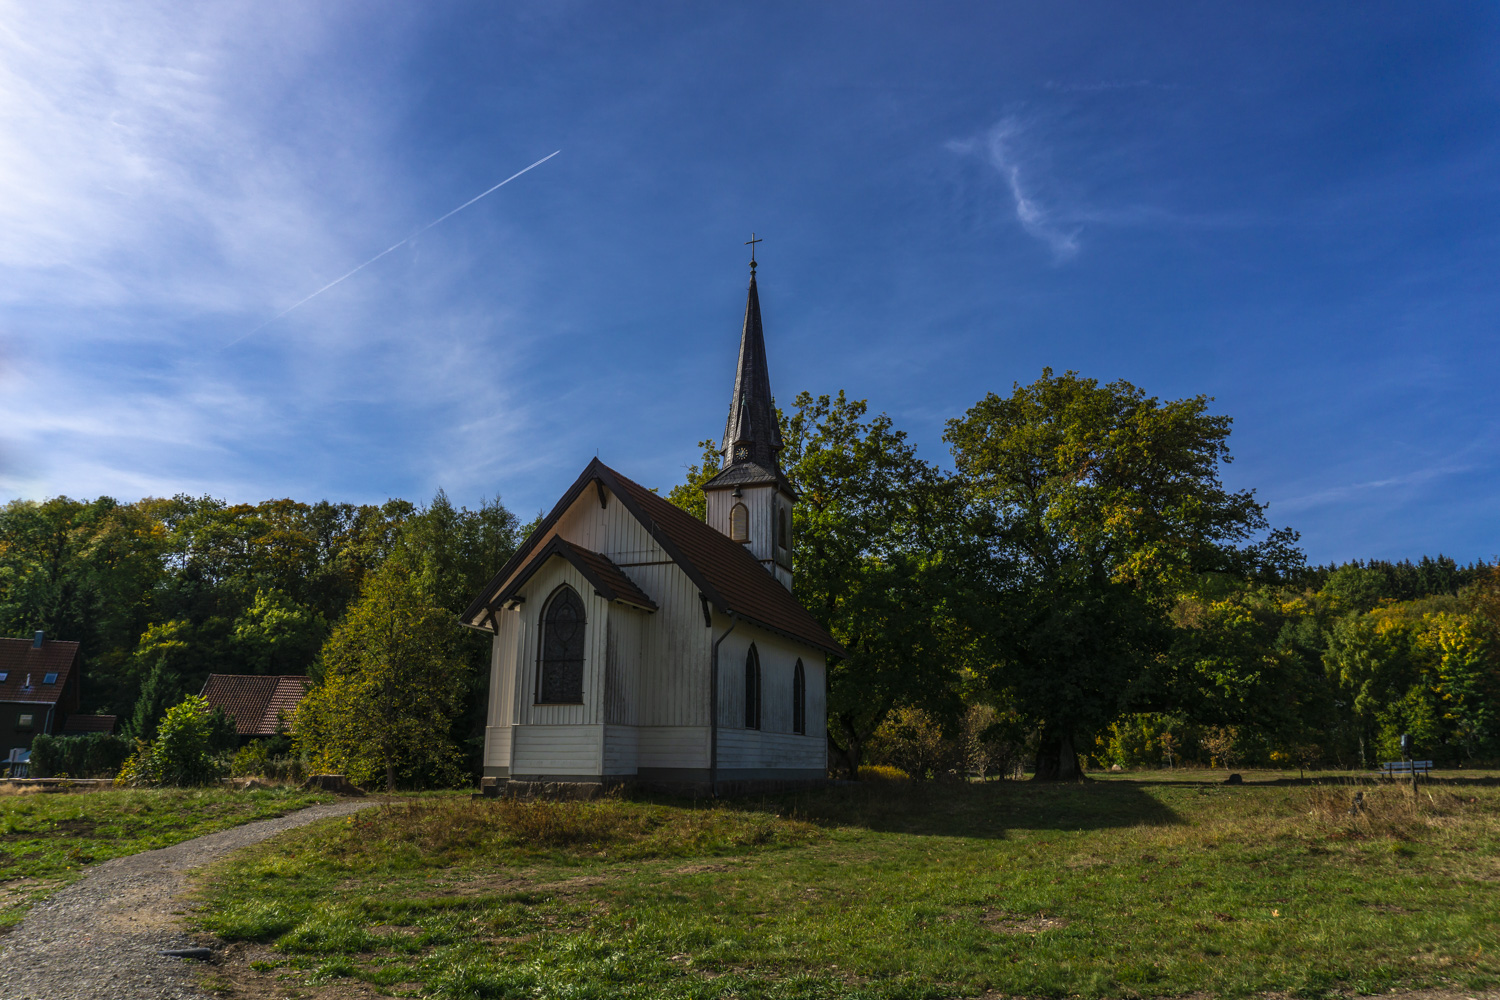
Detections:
[465, 459, 842, 657]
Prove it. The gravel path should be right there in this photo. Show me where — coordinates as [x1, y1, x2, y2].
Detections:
[0, 799, 379, 1000]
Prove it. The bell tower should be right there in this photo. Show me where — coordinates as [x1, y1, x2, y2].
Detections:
[703, 246, 795, 590]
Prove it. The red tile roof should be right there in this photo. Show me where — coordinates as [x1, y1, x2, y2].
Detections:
[61, 714, 117, 734]
[465, 459, 843, 656]
[200, 674, 310, 735]
[0, 637, 80, 706]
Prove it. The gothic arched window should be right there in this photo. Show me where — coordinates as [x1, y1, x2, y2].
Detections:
[792, 659, 806, 735]
[744, 644, 761, 730]
[730, 502, 749, 542]
[537, 586, 586, 704]
[778, 506, 788, 549]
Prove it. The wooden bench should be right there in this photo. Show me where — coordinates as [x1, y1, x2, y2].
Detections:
[1379, 760, 1433, 776]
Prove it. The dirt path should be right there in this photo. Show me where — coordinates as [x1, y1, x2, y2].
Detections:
[0, 799, 378, 1000]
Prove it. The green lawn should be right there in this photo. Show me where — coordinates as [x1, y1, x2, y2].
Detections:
[0, 785, 332, 932]
[192, 774, 1500, 999]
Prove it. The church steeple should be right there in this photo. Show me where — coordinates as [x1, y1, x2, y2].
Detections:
[720, 268, 785, 474]
[702, 246, 796, 591]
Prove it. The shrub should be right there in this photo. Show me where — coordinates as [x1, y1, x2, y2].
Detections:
[865, 707, 961, 781]
[29, 732, 134, 778]
[231, 740, 303, 782]
[857, 764, 910, 781]
[117, 695, 237, 787]
[962, 704, 1026, 779]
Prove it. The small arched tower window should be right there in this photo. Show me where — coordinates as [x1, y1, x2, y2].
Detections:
[730, 502, 749, 543]
[538, 586, 586, 704]
[778, 506, 788, 550]
[744, 644, 761, 730]
[792, 659, 806, 735]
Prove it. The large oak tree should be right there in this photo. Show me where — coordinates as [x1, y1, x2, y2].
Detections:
[945, 369, 1289, 780]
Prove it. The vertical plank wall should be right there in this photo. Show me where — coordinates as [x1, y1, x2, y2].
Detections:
[485, 481, 822, 780]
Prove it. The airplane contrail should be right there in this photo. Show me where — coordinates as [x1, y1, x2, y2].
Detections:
[226, 150, 561, 348]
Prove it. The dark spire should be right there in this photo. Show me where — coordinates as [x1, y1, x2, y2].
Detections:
[720, 267, 784, 474]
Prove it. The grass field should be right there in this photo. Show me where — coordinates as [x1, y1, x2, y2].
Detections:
[0, 785, 332, 932]
[191, 773, 1500, 999]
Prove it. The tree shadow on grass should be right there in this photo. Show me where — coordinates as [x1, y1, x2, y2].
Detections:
[696, 779, 1183, 840]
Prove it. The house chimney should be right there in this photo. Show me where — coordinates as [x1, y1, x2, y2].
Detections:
[32, 630, 44, 648]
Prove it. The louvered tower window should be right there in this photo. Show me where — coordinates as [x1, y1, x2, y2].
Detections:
[537, 586, 586, 704]
[778, 507, 788, 549]
[730, 502, 749, 542]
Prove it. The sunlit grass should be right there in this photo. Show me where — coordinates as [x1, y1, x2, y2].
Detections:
[0, 785, 331, 932]
[194, 777, 1500, 998]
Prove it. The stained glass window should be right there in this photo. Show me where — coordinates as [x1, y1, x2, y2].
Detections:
[538, 587, 586, 704]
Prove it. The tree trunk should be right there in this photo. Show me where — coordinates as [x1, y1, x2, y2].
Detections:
[1032, 730, 1086, 782]
[828, 720, 861, 779]
[386, 761, 397, 793]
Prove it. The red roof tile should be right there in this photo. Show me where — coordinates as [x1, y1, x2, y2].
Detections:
[0, 637, 80, 706]
[201, 674, 309, 736]
[466, 459, 843, 656]
[61, 714, 117, 734]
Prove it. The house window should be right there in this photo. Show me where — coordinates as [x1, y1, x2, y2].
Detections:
[730, 502, 749, 543]
[778, 507, 788, 549]
[537, 586, 586, 704]
[16, 714, 34, 731]
[744, 645, 761, 730]
[792, 659, 806, 735]
[43, 673, 58, 685]
[0, 673, 7, 683]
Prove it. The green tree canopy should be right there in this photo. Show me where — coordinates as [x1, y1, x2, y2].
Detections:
[295, 562, 470, 790]
[944, 369, 1294, 779]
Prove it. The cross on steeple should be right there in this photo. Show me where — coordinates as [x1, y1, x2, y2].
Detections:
[745, 233, 762, 270]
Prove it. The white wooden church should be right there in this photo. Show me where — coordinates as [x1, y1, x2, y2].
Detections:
[463, 261, 842, 792]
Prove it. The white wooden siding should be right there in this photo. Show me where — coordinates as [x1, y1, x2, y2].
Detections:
[483, 726, 512, 768]
[715, 624, 826, 742]
[705, 484, 794, 589]
[602, 725, 638, 774]
[638, 726, 709, 768]
[717, 729, 826, 770]
[512, 725, 602, 776]
[483, 480, 826, 779]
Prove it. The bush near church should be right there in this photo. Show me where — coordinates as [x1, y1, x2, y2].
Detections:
[116, 694, 238, 787]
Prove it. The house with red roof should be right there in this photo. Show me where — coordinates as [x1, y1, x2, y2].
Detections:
[2, 632, 83, 772]
[200, 674, 310, 738]
[463, 263, 842, 793]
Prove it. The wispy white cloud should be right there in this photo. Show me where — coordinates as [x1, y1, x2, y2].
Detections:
[949, 116, 1081, 260]
[1042, 79, 1180, 94]
[1273, 462, 1474, 514]
[0, 2, 547, 506]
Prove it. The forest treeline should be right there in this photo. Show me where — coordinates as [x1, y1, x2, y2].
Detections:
[3, 369, 1496, 783]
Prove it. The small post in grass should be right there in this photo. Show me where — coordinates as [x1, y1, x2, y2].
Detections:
[1401, 733, 1416, 799]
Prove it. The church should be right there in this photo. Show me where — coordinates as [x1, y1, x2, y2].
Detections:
[462, 259, 843, 794]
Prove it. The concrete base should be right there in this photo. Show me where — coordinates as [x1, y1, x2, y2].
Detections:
[482, 772, 830, 799]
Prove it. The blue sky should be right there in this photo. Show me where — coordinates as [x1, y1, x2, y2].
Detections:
[1, 3, 1496, 565]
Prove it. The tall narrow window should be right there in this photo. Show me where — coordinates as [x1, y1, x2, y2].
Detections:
[778, 507, 788, 549]
[792, 659, 806, 735]
[537, 586, 586, 704]
[730, 502, 749, 542]
[744, 645, 761, 730]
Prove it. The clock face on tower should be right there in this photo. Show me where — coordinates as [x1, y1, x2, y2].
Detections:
[735, 446, 749, 460]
